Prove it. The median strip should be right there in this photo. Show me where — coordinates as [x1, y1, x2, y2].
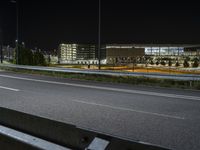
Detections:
[1, 64, 200, 90]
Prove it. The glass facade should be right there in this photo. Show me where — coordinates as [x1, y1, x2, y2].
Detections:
[145, 47, 184, 56]
[76, 45, 96, 60]
[58, 44, 199, 64]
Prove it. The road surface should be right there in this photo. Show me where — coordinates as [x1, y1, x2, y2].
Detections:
[0, 70, 200, 150]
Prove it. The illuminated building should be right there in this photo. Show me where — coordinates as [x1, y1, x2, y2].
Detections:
[58, 43, 200, 65]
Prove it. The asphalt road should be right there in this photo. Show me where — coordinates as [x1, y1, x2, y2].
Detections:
[0, 70, 200, 150]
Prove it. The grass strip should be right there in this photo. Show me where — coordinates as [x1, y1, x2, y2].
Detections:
[0, 66, 200, 90]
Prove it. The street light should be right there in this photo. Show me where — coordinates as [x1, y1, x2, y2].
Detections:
[0, 9, 3, 63]
[11, 0, 19, 64]
[0, 27, 3, 63]
[98, 0, 101, 70]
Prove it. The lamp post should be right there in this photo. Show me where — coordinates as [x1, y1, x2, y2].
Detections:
[0, 9, 3, 64]
[0, 28, 3, 63]
[11, 0, 19, 64]
[98, 0, 101, 70]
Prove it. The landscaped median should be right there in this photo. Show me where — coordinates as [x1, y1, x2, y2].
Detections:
[0, 64, 200, 90]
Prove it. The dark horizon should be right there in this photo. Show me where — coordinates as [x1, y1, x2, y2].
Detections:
[1, 0, 200, 50]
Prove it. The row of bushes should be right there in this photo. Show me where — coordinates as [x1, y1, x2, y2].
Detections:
[13, 45, 46, 66]
[150, 60, 199, 68]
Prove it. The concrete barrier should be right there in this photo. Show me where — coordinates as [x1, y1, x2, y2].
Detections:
[0, 107, 95, 149]
[0, 107, 170, 150]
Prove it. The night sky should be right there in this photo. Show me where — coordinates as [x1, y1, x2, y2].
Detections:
[0, 0, 200, 50]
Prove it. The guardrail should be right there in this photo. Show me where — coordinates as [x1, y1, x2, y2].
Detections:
[0, 107, 170, 150]
[1, 64, 200, 81]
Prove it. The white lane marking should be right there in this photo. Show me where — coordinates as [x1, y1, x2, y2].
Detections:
[71, 99, 185, 120]
[0, 74, 200, 101]
[0, 85, 20, 92]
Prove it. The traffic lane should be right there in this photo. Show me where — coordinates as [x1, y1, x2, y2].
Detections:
[0, 74, 200, 119]
[0, 89, 200, 150]
[1, 72, 200, 149]
[0, 71, 200, 97]
[0, 81, 200, 149]
[0, 74, 199, 120]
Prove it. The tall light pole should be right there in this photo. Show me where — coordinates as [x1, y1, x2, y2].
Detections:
[11, 0, 19, 64]
[0, 27, 3, 63]
[0, 11, 3, 63]
[98, 0, 101, 70]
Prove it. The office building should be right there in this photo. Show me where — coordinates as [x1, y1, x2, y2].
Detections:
[58, 43, 106, 64]
[58, 44, 77, 63]
[58, 43, 200, 65]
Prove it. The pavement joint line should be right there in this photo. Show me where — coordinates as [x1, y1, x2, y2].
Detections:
[0, 74, 200, 101]
[0, 85, 20, 92]
[71, 99, 185, 120]
[0, 125, 71, 150]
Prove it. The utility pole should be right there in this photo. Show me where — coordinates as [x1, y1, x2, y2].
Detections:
[16, 0, 19, 64]
[0, 2, 3, 63]
[0, 28, 3, 63]
[98, 0, 101, 70]
[11, 0, 19, 64]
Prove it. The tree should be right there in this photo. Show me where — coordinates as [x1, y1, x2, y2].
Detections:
[150, 60, 154, 65]
[192, 60, 199, 68]
[13, 45, 46, 66]
[185, 56, 190, 61]
[13, 48, 16, 64]
[156, 61, 159, 66]
[161, 60, 166, 66]
[16, 45, 33, 65]
[33, 51, 46, 66]
[168, 60, 172, 67]
[175, 61, 180, 67]
[183, 60, 189, 68]
[192, 57, 199, 62]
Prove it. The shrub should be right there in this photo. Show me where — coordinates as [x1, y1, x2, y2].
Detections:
[175, 61, 180, 67]
[161, 61, 166, 66]
[192, 60, 199, 68]
[150, 60, 154, 65]
[183, 60, 189, 68]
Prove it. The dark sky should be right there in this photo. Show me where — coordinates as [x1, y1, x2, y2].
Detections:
[0, 0, 200, 50]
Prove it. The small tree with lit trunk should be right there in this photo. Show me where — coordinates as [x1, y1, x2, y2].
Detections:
[175, 61, 180, 67]
[168, 60, 172, 67]
[192, 60, 199, 68]
[183, 60, 189, 68]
